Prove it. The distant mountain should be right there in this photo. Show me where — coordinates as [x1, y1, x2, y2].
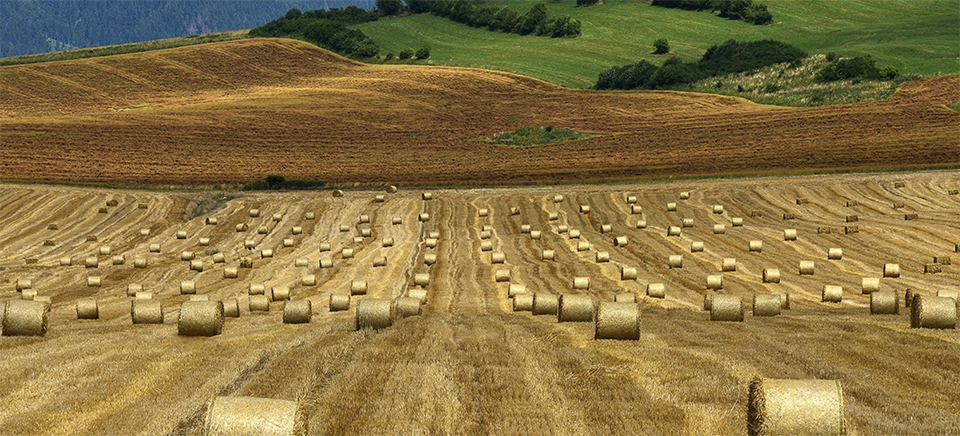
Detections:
[1, 0, 375, 58]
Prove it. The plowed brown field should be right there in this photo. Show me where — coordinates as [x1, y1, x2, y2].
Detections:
[1, 170, 958, 435]
[1, 38, 958, 186]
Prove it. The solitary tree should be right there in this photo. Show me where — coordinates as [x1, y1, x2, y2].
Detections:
[653, 38, 670, 54]
[415, 45, 431, 59]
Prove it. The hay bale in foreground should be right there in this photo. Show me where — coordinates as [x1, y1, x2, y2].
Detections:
[668, 255, 683, 269]
[491, 252, 505, 264]
[282, 300, 312, 324]
[131, 299, 163, 324]
[911, 295, 957, 329]
[753, 294, 782, 317]
[573, 276, 590, 290]
[513, 294, 534, 312]
[203, 395, 307, 436]
[558, 294, 593, 322]
[180, 280, 197, 295]
[710, 294, 743, 322]
[3, 300, 49, 336]
[532, 293, 560, 316]
[179, 300, 224, 336]
[77, 299, 99, 319]
[301, 275, 316, 287]
[222, 299, 240, 318]
[822, 285, 843, 303]
[329, 294, 350, 312]
[394, 297, 421, 320]
[595, 302, 640, 340]
[615, 293, 637, 303]
[356, 299, 392, 330]
[747, 377, 845, 436]
[596, 251, 610, 263]
[414, 273, 430, 288]
[870, 291, 899, 315]
[749, 240, 763, 252]
[827, 248, 843, 260]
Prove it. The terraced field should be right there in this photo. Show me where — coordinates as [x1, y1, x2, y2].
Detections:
[2, 170, 958, 435]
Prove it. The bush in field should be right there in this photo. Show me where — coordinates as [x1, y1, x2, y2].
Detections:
[415, 46, 430, 59]
[398, 48, 414, 59]
[653, 38, 670, 55]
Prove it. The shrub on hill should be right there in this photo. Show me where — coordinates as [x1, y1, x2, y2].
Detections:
[651, 0, 772, 25]
[405, 0, 581, 38]
[250, 7, 381, 58]
[415, 45, 430, 59]
[818, 55, 898, 82]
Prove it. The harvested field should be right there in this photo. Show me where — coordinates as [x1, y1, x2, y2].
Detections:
[1, 170, 958, 435]
[1, 38, 958, 186]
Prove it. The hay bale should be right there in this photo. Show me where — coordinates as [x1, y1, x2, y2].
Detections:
[594, 302, 640, 340]
[382, 237, 395, 248]
[395, 297, 422, 320]
[316, 243, 331, 253]
[223, 267, 239, 279]
[703, 293, 714, 310]
[478, 208, 489, 217]
[386, 185, 398, 193]
[911, 295, 957, 329]
[3, 300, 49, 336]
[248, 209, 261, 218]
[424, 253, 437, 266]
[127, 283, 143, 296]
[271, 286, 290, 301]
[668, 226, 682, 237]
[621, 266, 638, 280]
[861, 277, 880, 294]
[712, 204, 724, 214]
[894, 181, 906, 188]
[747, 377, 845, 436]
[75, 298, 99, 320]
[149, 243, 161, 253]
[667, 202, 678, 212]
[509, 206, 521, 215]
[257, 226, 269, 235]
[199, 238, 211, 246]
[783, 213, 797, 220]
[530, 230, 542, 240]
[828, 248, 843, 260]
[283, 238, 295, 248]
[521, 224, 532, 234]
[180, 280, 197, 294]
[647, 283, 665, 299]
[319, 258, 333, 268]
[707, 275, 724, 290]
[679, 192, 690, 200]
[350, 280, 368, 295]
[795, 197, 810, 205]
[352, 236, 364, 244]
[539, 249, 557, 261]
[356, 299, 393, 330]
[87, 276, 102, 287]
[682, 218, 695, 228]
[374, 194, 385, 203]
[479, 230, 492, 240]
[548, 212, 559, 221]
[16, 279, 32, 291]
[131, 299, 163, 324]
[418, 212, 431, 222]
[85, 256, 99, 268]
[421, 192, 433, 201]
[508, 284, 527, 298]
[636, 220, 647, 229]
[86, 235, 98, 242]
[555, 195, 565, 203]
[181, 251, 196, 261]
[883, 263, 900, 278]
[480, 240, 493, 252]
[569, 229, 581, 239]
[630, 205, 643, 214]
[60, 257, 72, 266]
[204, 217, 218, 226]
[495, 269, 511, 282]
[710, 294, 743, 322]
[249, 283, 265, 295]
[799, 261, 815, 276]
[191, 259, 204, 272]
[21, 289, 38, 300]
[133, 257, 147, 268]
[558, 294, 594, 322]
[732, 217, 744, 227]
[179, 300, 224, 336]
[513, 293, 534, 312]
[177, 230, 188, 239]
[491, 252, 505, 264]
[596, 251, 610, 263]
[290, 226, 303, 236]
[47, 223, 58, 230]
[844, 226, 859, 234]
[390, 216, 403, 226]
[573, 277, 590, 290]
[339, 225, 350, 232]
[599, 224, 612, 234]
[332, 189, 344, 197]
[98, 246, 112, 256]
[203, 395, 307, 436]
[626, 195, 637, 204]
[342, 248, 354, 259]
[558, 224, 569, 233]
[301, 275, 316, 286]
[845, 215, 858, 223]
[260, 249, 274, 259]
[532, 293, 560, 316]
[222, 299, 240, 318]
[271, 213, 283, 223]
[414, 273, 430, 288]
[762, 268, 781, 283]
[248, 295, 270, 312]
[691, 241, 704, 252]
[329, 294, 350, 312]
[722, 258, 737, 272]
[714, 224, 726, 235]
[615, 293, 637, 303]
[282, 300, 312, 324]
[783, 229, 798, 241]
[213, 253, 226, 264]
[870, 291, 899, 315]
[372, 256, 387, 268]
[668, 255, 683, 269]
[98, 207, 108, 214]
[749, 240, 763, 253]
[934, 256, 951, 265]
[753, 294, 782, 317]
[904, 213, 918, 220]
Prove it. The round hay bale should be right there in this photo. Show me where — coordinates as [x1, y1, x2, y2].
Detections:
[356, 299, 392, 330]
[339, 225, 350, 232]
[60, 257, 72, 266]
[291, 226, 303, 235]
[870, 291, 899, 315]
[668, 255, 683, 269]
[394, 297, 421, 320]
[578, 205, 591, 214]
[407, 288, 428, 304]
[271, 286, 290, 301]
[712, 224, 726, 235]
[414, 273, 430, 288]
[883, 263, 900, 278]
[180, 280, 197, 295]
[131, 299, 163, 324]
[248, 295, 270, 312]
[223, 267, 239, 279]
[569, 229, 581, 239]
[495, 269, 511, 282]
[479, 230, 492, 240]
[329, 294, 351, 311]
[925, 263, 943, 274]
[679, 192, 690, 200]
[177, 230, 188, 239]
[636, 220, 647, 229]
[382, 237, 395, 248]
[87, 276, 102, 287]
[667, 226, 682, 237]
[16, 279, 33, 291]
[762, 269, 781, 284]
[555, 194, 565, 203]
[548, 212, 559, 221]
[753, 294, 782, 317]
[282, 300, 312, 324]
[828, 248, 843, 260]
[424, 253, 437, 266]
[626, 195, 637, 204]
[244, 239, 257, 250]
[390, 216, 403, 226]
[647, 283, 666, 299]
[822, 285, 843, 303]
[799, 261, 815, 276]
[304, 212, 315, 220]
[599, 224, 612, 234]
[911, 295, 956, 329]
[257, 226, 269, 235]
[134, 258, 147, 268]
[630, 205, 643, 214]
[418, 213, 430, 222]
[491, 252, 506, 264]
[690, 241, 705, 253]
[595, 302, 640, 340]
[385, 185, 398, 193]
[319, 258, 333, 268]
[203, 395, 307, 436]
[532, 293, 560, 316]
[205, 217, 218, 226]
[283, 238, 295, 248]
[577, 241, 592, 252]
[292, 258, 308, 268]
[372, 256, 387, 268]
[248, 209, 261, 217]
[614, 236, 629, 247]
[507, 284, 527, 298]
[558, 224, 569, 233]
[480, 241, 493, 252]
[558, 294, 594, 322]
[615, 293, 637, 303]
[179, 300, 224, 336]
[721, 258, 737, 272]
[341, 248, 354, 259]
[21, 289, 38, 300]
[707, 275, 724, 290]
[373, 194, 386, 203]
[75, 298, 99, 320]
[272, 213, 283, 222]
[86, 235, 98, 242]
[682, 218, 694, 228]
[596, 251, 610, 263]
[513, 293, 534, 312]
[621, 266, 638, 280]
[783, 229, 798, 241]
[358, 214, 370, 224]
[181, 251, 196, 261]
[222, 299, 240, 318]
[713, 205, 724, 214]
[127, 283, 143, 296]
[710, 294, 743, 321]
[149, 243, 161, 253]
[420, 192, 433, 201]
[235, 223, 248, 233]
[667, 202, 678, 212]
[260, 249, 274, 259]
[301, 275, 316, 287]
[318, 243, 331, 252]
[350, 280, 368, 295]
[861, 277, 880, 294]
[845, 215, 858, 223]
[749, 240, 763, 252]
[249, 283, 265, 295]
[520, 224, 532, 234]
[530, 230, 542, 240]
[352, 236, 364, 245]
[85, 256, 99, 268]
[478, 208, 489, 217]
[332, 189, 344, 197]
[3, 300, 49, 336]
[703, 293, 714, 311]
[213, 253, 226, 264]
[541, 249, 556, 261]
[191, 259, 204, 272]
[99, 246, 112, 256]
[573, 277, 590, 290]
[747, 377, 845, 436]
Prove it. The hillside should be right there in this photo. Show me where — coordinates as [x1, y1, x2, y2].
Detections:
[1, 38, 958, 187]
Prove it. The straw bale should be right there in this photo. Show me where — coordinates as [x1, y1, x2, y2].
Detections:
[329, 294, 350, 312]
[191, 259, 204, 272]
[213, 253, 226, 264]
[783, 229, 797, 241]
[636, 220, 647, 229]
[548, 212, 559, 221]
[98, 207, 108, 214]
[224, 267, 239, 279]
[480, 241, 493, 252]
[732, 217, 744, 227]
[706, 275, 723, 290]
[911, 295, 957, 329]
[47, 223, 58, 230]
[127, 283, 143, 296]
[747, 377, 845, 436]
[626, 195, 637, 204]
[21, 289, 38, 300]
[491, 252, 505, 264]
[203, 395, 307, 436]
[177, 230, 188, 239]
[301, 275, 316, 286]
[722, 258, 737, 272]
[332, 189, 344, 197]
[374, 194, 385, 203]
[595, 302, 640, 340]
[222, 299, 240, 318]
[385, 185, 398, 193]
[249, 209, 261, 217]
[271, 213, 283, 222]
[513, 294, 534, 312]
[691, 241, 704, 252]
[87, 235, 98, 242]
[395, 297, 421, 319]
[271, 287, 290, 301]
[596, 251, 610, 263]
[508, 284, 527, 298]
[87, 276, 102, 287]
[260, 249, 274, 259]
[668, 255, 683, 269]
[249, 283, 265, 295]
[682, 218, 694, 228]
[199, 238, 211, 246]
[99, 246, 112, 256]
[667, 202, 677, 212]
[424, 253, 437, 266]
[283, 238, 295, 248]
[710, 294, 743, 321]
[558, 294, 594, 322]
[131, 299, 163, 324]
[149, 243, 161, 253]
[356, 299, 393, 330]
[620, 266, 638, 280]
[510, 207, 521, 216]
[257, 226, 269, 235]
[555, 195, 565, 203]
[935, 256, 951, 265]
[861, 278, 880, 294]
[668, 226, 682, 237]
[530, 230, 542, 240]
[181, 251, 196, 261]
[615, 293, 637, 303]
[60, 257, 72, 266]
[799, 261, 815, 276]
[783, 213, 797, 220]
[894, 181, 906, 188]
[827, 248, 843, 260]
[753, 294, 782, 317]
[421, 192, 433, 200]
[600, 224, 612, 233]
[3, 300, 49, 336]
[532, 293, 560, 316]
[520, 224, 532, 234]
[870, 291, 899, 315]
[77, 298, 99, 319]
[883, 263, 900, 278]
[573, 277, 590, 290]
[180, 280, 197, 294]
[414, 273, 430, 288]
[713, 205, 724, 214]
[380, 237, 395, 248]
[16, 279, 32, 291]
[179, 300, 224, 336]
[749, 240, 763, 252]
[630, 205, 643, 214]
[679, 192, 690, 200]
[714, 224, 726, 235]
[85, 256, 99, 268]
[369, 256, 386, 268]
[282, 300, 312, 324]
[762, 269, 781, 283]
[538, 249, 557, 262]
[339, 225, 350, 232]
[248, 295, 270, 312]
[558, 224, 569, 233]
[479, 230, 492, 240]
[350, 280, 368, 295]
[904, 213, 918, 220]
[495, 269, 511, 282]
[342, 248, 354, 259]
[352, 236, 364, 244]
[478, 208, 489, 217]
[429, 231, 441, 239]
[647, 283, 665, 299]
[822, 285, 843, 303]
[569, 229, 581, 239]
[418, 212, 431, 222]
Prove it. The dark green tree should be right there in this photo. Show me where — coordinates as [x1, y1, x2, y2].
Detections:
[266, 175, 285, 189]
[284, 8, 302, 20]
[398, 48, 414, 59]
[376, 0, 404, 16]
[653, 38, 669, 54]
[513, 2, 548, 35]
[415, 45, 430, 59]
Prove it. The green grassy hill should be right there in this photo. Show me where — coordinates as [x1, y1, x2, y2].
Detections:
[357, 0, 958, 89]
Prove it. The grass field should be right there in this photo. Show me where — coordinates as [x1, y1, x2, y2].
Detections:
[357, 0, 959, 89]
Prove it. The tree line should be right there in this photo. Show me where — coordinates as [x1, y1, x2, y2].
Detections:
[249, 6, 382, 58]
[396, 0, 582, 38]
[650, 0, 773, 25]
